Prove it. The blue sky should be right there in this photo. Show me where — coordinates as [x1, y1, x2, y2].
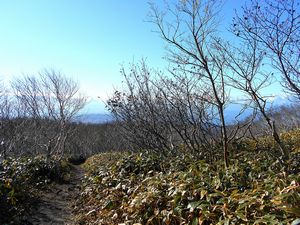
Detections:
[0, 0, 282, 113]
[0, 1, 172, 113]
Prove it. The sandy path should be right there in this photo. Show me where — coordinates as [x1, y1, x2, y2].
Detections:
[24, 165, 84, 225]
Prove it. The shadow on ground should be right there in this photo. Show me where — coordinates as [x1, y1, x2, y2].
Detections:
[23, 165, 84, 225]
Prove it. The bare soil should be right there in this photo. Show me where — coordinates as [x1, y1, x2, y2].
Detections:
[24, 165, 84, 225]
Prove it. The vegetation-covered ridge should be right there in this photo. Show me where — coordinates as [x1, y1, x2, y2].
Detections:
[73, 130, 300, 225]
[1, 0, 300, 224]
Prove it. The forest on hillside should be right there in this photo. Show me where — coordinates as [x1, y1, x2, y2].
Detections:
[1, 0, 300, 224]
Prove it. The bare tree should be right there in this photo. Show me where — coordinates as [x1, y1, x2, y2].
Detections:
[0, 81, 27, 158]
[0, 80, 12, 159]
[218, 32, 289, 161]
[39, 69, 87, 158]
[230, 0, 296, 161]
[149, 0, 234, 167]
[108, 0, 297, 167]
[107, 58, 248, 164]
[107, 61, 174, 154]
[11, 69, 87, 159]
[233, 0, 300, 99]
[154, 69, 222, 160]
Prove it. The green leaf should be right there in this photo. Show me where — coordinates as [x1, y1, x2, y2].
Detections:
[173, 206, 183, 216]
[254, 215, 278, 224]
[201, 189, 207, 199]
[192, 217, 198, 225]
[235, 211, 247, 221]
[187, 201, 202, 211]
[224, 218, 230, 225]
[103, 200, 114, 209]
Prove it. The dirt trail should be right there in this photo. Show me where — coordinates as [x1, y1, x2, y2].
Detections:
[25, 165, 84, 225]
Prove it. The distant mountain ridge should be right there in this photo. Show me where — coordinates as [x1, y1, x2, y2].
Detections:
[75, 96, 292, 124]
[74, 113, 113, 124]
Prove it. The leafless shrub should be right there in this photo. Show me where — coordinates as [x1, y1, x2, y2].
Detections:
[233, 0, 300, 100]
[10, 69, 87, 159]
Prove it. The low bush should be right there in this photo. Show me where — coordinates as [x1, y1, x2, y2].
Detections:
[74, 140, 300, 224]
[0, 156, 71, 224]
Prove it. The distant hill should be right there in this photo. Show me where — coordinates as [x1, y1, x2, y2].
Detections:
[75, 96, 292, 124]
[74, 113, 114, 124]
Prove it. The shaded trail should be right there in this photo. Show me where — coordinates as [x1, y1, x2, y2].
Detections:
[25, 165, 84, 225]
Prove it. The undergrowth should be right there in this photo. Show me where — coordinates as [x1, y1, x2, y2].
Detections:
[74, 133, 300, 225]
[0, 156, 71, 224]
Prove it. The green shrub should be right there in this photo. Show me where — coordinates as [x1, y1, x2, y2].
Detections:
[74, 146, 300, 224]
[0, 156, 71, 224]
